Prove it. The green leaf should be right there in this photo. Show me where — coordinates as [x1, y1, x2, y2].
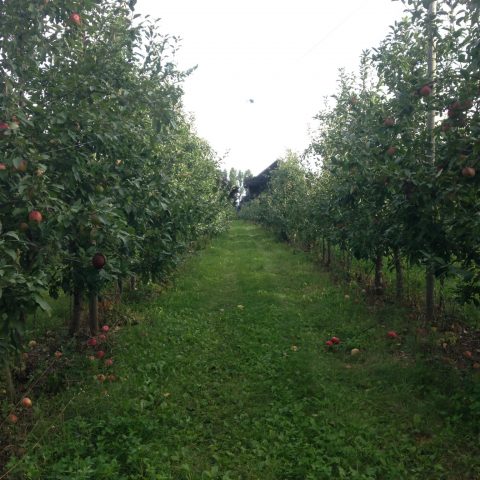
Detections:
[33, 294, 51, 314]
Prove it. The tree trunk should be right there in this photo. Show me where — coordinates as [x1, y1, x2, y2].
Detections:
[374, 253, 384, 295]
[394, 248, 404, 301]
[69, 286, 84, 336]
[426, 265, 435, 322]
[438, 275, 445, 317]
[88, 293, 99, 335]
[3, 363, 15, 403]
[326, 241, 331, 267]
[130, 275, 137, 291]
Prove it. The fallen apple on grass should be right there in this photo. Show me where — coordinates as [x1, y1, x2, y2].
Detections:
[86, 338, 97, 347]
[387, 331, 399, 339]
[21, 397, 32, 409]
[8, 413, 19, 424]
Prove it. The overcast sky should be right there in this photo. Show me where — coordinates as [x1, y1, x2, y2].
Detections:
[135, 0, 406, 175]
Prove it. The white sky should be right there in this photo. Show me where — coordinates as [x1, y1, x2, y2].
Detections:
[136, 0, 406, 175]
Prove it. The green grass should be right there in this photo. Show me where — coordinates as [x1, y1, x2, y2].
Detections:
[5, 221, 480, 479]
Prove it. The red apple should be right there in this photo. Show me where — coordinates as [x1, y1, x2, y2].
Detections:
[105, 358, 113, 367]
[441, 121, 451, 132]
[54, 351, 63, 359]
[28, 210, 43, 223]
[387, 331, 398, 339]
[325, 340, 334, 347]
[21, 397, 32, 409]
[0, 122, 9, 131]
[101, 325, 110, 333]
[0, 163, 6, 170]
[69, 12, 81, 25]
[419, 85, 432, 97]
[462, 167, 476, 178]
[98, 334, 107, 342]
[86, 338, 97, 347]
[464, 351, 473, 359]
[8, 413, 19, 424]
[107, 374, 117, 382]
[386, 146, 397, 156]
[16, 160, 27, 172]
[96, 350, 105, 359]
[92, 253, 106, 269]
[447, 101, 462, 118]
[383, 117, 395, 127]
[331, 337, 340, 344]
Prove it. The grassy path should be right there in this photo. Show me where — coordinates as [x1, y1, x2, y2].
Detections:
[11, 221, 480, 479]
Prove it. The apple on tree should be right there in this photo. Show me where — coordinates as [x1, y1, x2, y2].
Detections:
[92, 253, 106, 269]
[69, 12, 81, 25]
[419, 84, 432, 97]
[386, 146, 397, 156]
[28, 210, 43, 223]
[462, 167, 476, 178]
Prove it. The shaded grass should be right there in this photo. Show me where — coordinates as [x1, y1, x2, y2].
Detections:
[5, 221, 480, 479]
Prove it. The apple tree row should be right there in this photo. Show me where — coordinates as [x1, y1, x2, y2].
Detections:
[240, 0, 480, 319]
[0, 0, 233, 398]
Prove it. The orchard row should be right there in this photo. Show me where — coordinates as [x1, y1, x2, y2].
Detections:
[0, 0, 234, 384]
[240, 0, 480, 318]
